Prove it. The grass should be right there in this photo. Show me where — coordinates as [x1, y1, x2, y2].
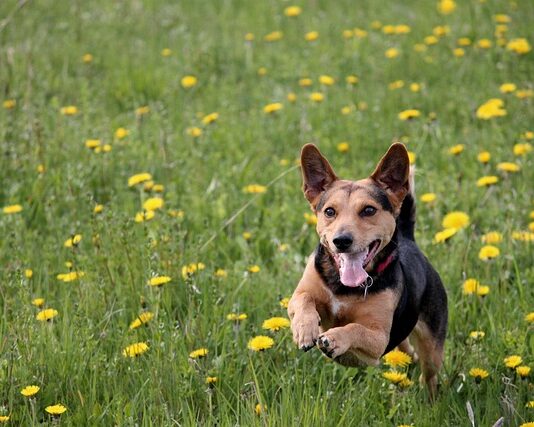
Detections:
[0, 0, 533, 425]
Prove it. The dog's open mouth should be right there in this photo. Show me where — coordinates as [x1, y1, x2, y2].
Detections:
[333, 240, 381, 288]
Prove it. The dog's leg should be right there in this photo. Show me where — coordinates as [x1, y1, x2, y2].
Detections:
[288, 291, 321, 351]
[316, 323, 389, 366]
[398, 337, 419, 363]
[411, 320, 445, 400]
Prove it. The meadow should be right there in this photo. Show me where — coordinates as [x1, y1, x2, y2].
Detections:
[0, 0, 533, 425]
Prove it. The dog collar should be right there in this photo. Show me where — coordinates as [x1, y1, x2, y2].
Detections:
[375, 250, 397, 274]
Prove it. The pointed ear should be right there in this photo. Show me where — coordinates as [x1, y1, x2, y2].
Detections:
[300, 144, 338, 208]
[370, 143, 410, 209]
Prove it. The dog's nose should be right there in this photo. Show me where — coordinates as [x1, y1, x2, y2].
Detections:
[333, 234, 353, 251]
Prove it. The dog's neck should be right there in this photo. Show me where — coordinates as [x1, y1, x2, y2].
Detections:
[315, 231, 399, 296]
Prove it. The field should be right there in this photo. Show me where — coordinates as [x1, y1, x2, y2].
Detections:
[0, 0, 533, 425]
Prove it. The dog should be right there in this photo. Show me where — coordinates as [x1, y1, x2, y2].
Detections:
[288, 142, 448, 397]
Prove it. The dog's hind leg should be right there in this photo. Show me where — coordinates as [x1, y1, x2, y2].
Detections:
[411, 320, 445, 400]
[398, 337, 418, 363]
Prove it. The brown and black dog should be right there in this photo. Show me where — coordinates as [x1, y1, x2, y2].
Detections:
[288, 142, 447, 397]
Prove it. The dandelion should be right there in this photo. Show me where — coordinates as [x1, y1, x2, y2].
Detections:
[57, 271, 85, 282]
[526, 401, 534, 408]
[242, 231, 252, 240]
[143, 197, 164, 211]
[3, 99, 16, 109]
[389, 80, 404, 90]
[255, 403, 267, 415]
[181, 75, 198, 89]
[60, 105, 78, 115]
[504, 355, 522, 368]
[516, 89, 534, 99]
[520, 423, 534, 427]
[32, 298, 45, 307]
[319, 75, 335, 86]
[385, 48, 400, 58]
[463, 278, 480, 295]
[477, 39, 492, 49]
[516, 366, 531, 378]
[448, 144, 464, 155]
[189, 348, 208, 359]
[500, 83, 517, 94]
[478, 245, 500, 260]
[305, 31, 319, 42]
[248, 336, 275, 351]
[414, 43, 427, 52]
[21, 385, 40, 397]
[398, 109, 421, 121]
[469, 368, 489, 382]
[497, 162, 520, 172]
[382, 370, 408, 384]
[45, 404, 67, 415]
[243, 184, 267, 194]
[353, 28, 367, 38]
[82, 53, 93, 63]
[129, 312, 154, 329]
[476, 176, 499, 187]
[420, 193, 436, 203]
[262, 317, 290, 331]
[409, 83, 421, 92]
[148, 276, 171, 287]
[442, 211, 470, 229]
[227, 313, 247, 321]
[263, 103, 283, 114]
[525, 312, 534, 323]
[437, 0, 456, 14]
[122, 342, 149, 357]
[453, 48, 465, 57]
[202, 112, 219, 125]
[248, 265, 260, 273]
[287, 92, 297, 102]
[284, 6, 302, 17]
[115, 127, 129, 139]
[0, 415, 10, 422]
[187, 127, 202, 137]
[3, 204, 23, 214]
[481, 232, 502, 244]
[434, 228, 458, 243]
[383, 349, 412, 368]
[244, 32, 254, 41]
[135, 210, 155, 222]
[507, 38, 531, 54]
[512, 143, 533, 158]
[64, 234, 82, 248]
[299, 78, 312, 87]
[264, 31, 283, 42]
[181, 262, 205, 279]
[512, 231, 534, 242]
[346, 75, 358, 84]
[476, 98, 506, 119]
[337, 142, 349, 153]
[36, 308, 58, 321]
[280, 297, 290, 309]
[309, 92, 324, 102]
[206, 376, 218, 384]
[469, 330, 485, 339]
[128, 173, 152, 187]
[214, 269, 228, 278]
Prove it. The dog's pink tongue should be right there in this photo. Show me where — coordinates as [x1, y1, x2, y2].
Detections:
[339, 251, 369, 287]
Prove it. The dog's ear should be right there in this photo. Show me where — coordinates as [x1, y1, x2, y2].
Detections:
[370, 143, 410, 208]
[301, 144, 338, 209]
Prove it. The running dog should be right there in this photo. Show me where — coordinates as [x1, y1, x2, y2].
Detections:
[288, 143, 447, 397]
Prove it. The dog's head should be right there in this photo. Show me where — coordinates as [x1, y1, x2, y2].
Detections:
[301, 143, 410, 288]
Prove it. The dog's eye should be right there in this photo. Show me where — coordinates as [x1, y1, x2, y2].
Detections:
[360, 206, 377, 217]
[324, 207, 336, 218]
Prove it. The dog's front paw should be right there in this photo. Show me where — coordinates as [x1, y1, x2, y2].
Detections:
[291, 315, 320, 352]
[317, 329, 350, 359]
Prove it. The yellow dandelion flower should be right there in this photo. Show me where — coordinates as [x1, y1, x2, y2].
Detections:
[519, 423, 534, 427]
[32, 298, 45, 307]
[523, 131, 534, 140]
[476, 175, 499, 187]
[337, 142, 350, 153]
[24, 269, 33, 279]
[433, 228, 458, 243]
[255, 403, 267, 415]
[242, 231, 252, 240]
[264, 31, 283, 42]
[3, 204, 23, 214]
[477, 151, 491, 163]
[305, 31, 319, 42]
[497, 162, 520, 172]
[284, 6, 302, 17]
[45, 404, 67, 415]
[187, 127, 202, 137]
[453, 48, 465, 57]
[304, 212, 317, 225]
[64, 234, 82, 248]
[478, 245, 500, 260]
[181, 262, 205, 279]
[60, 105, 78, 115]
[128, 173, 152, 187]
[248, 265, 260, 273]
[189, 348, 208, 359]
[409, 83, 421, 92]
[448, 144, 464, 155]
[389, 80, 404, 90]
[248, 335, 275, 351]
[469, 368, 489, 382]
[299, 78, 312, 87]
[206, 376, 218, 384]
[244, 32, 254, 41]
[382, 370, 408, 384]
[263, 103, 283, 114]
[143, 197, 164, 211]
[504, 355, 522, 368]
[457, 37, 471, 46]
[227, 313, 248, 321]
[214, 269, 228, 278]
[476, 285, 490, 296]
[469, 330, 485, 339]
[122, 342, 149, 357]
[512, 231, 534, 241]
[433, 25, 450, 37]
[148, 276, 171, 287]
[513, 143, 532, 156]
[525, 401, 534, 408]
[181, 75, 198, 89]
[0, 415, 10, 422]
[20, 385, 40, 397]
[262, 317, 290, 331]
[129, 312, 154, 330]
[476, 98, 506, 120]
[500, 83, 517, 94]
[395, 25, 411, 35]
[135, 210, 155, 223]
[516, 89, 534, 99]
[56, 271, 85, 282]
[525, 312, 534, 323]
[507, 38, 531, 55]
[36, 308, 58, 321]
[85, 139, 101, 149]
[420, 193, 436, 203]
[414, 43, 427, 52]
[161, 48, 172, 57]
[437, 0, 456, 14]
[477, 39, 492, 49]
[309, 92, 324, 102]
[442, 211, 470, 229]
[494, 14, 511, 24]
[82, 53, 93, 63]
[243, 184, 267, 194]
[3, 99, 16, 109]
[279, 297, 290, 308]
[93, 204, 104, 214]
[346, 75, 359, 84]
[202, 112, 219, 125]
[342, 29, 353, 39]
[398, 109, 421, 121]
[319, 75, 335, 86]
[383, 349, 412, 368]
[385, 48, 400, 58]
[481, 232, 502, 244]
[287, 92, 297, 102]
[424, 35, 439, 45]
[516, 366, 531, 377]
[341, 106, 353, 115]
[135, 106, 150, 116]
[463, 278, 480, 295]
[115, 127, 129, 139]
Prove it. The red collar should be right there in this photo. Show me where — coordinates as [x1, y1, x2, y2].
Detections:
[375, 250, 397, 274]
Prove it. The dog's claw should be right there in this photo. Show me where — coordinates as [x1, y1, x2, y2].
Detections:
[318, 337, 329, 348]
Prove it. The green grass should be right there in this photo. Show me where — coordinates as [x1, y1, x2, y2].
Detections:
[0, 0, 533, 425]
